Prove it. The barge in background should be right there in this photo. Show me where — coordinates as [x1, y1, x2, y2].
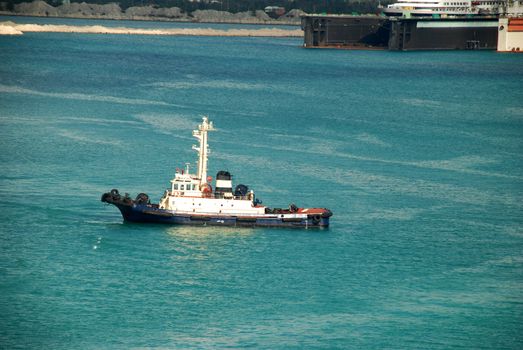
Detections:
[301, 14, 391, 49]
[301, 14, 499, 50]
[388, 16, 498, 50]
[101, 117, 332, 228]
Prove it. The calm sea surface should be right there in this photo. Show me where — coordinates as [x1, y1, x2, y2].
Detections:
[1, 17, 522, 349]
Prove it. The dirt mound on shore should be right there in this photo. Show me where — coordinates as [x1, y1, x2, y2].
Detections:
[4, 1, 304, 24]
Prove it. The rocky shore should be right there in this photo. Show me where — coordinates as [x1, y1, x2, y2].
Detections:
[0, 1, 305, 25]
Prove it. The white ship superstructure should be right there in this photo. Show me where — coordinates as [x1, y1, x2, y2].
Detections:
[382, 0, 506, 16]
[497, 11, 523, 52]
[158, 117, 265, 216]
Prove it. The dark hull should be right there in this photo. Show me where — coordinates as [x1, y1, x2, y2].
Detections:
[388, 18, 498, 50]
[301, 15, 390, 49]
[102, 193, 331, 228]
[301, 15, 498, 51]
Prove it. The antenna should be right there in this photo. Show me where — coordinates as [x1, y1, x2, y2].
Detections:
[192, 116, 215, 187]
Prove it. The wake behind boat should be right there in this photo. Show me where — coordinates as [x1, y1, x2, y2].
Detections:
[101, 117, 332, 228]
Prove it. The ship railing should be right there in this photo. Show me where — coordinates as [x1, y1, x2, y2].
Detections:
[214, 193, 252, 201]
[168, 190, 252, 201]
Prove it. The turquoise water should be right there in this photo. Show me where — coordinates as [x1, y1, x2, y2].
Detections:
[1, 20, 523, 349]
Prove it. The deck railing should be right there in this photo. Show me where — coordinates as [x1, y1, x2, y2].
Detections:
[167, 190, 252, 201]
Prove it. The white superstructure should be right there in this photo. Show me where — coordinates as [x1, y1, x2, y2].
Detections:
[382, 0, 506, 16]
[497, 16, 523, 52]
[158, 117, 266, 216]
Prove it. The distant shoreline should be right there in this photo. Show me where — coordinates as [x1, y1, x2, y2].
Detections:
[0, 1, 304, 26]
[0, 12, 301, 26]
[0, 21, 304, 37]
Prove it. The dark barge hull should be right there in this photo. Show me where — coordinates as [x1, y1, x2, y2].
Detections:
[301, 15, 390, 49]
[388, 17, 498, 50]
[102, 193, 331, 228]
[301, 14, 498, 51]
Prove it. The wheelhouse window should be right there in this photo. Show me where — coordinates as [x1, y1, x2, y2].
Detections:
[180, 184, 185, 190]
[173, 184, 179, 190]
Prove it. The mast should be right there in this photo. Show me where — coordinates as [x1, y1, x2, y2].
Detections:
[192, 117, 215, 187]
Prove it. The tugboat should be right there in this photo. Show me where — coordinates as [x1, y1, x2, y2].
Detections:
[101, 117, 332, 228]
